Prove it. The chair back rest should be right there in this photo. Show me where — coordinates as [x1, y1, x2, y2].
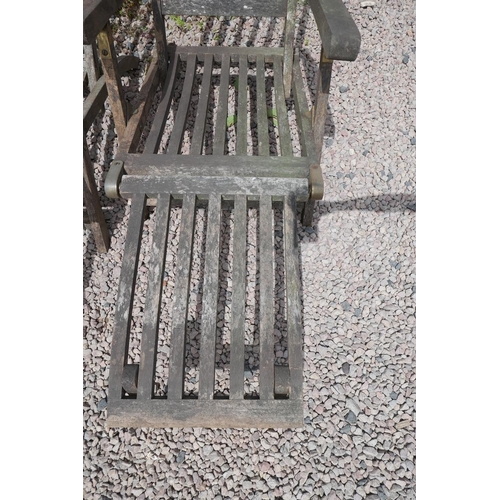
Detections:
[160, 0, 288, 18]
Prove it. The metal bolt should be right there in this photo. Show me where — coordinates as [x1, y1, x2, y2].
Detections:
[102, 49, 109, 56]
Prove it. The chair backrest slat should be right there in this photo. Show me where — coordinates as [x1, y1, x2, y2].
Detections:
[160, 0, 287, 18]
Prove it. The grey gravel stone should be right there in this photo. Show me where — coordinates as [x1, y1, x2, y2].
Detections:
[346, 410, 357, 424]
[402, 54, 410, 64]
[97, 398, 107, 411]
[342, 362, 351, 375]
[339, 85, 349, 93]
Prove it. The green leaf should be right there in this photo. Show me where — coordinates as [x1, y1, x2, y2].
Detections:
[234, 76, 239, 90]
[226, 115, 236, 128]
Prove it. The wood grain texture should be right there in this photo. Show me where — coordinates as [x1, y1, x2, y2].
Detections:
[272, 56, 293, 157]
[160, 0, 287, 17]
[166, 54, 197, 154]
[256, 56, 270, 156]
[259, 195, 275, 400]
[168, 193, 197, 399]
[236, 56, 248, 155]
[83, 140, 109, 253]
[190, 54, 213, 154]
[283, 193, 303, 400]
[230, 195, 247, 399]
[308, 0, 361, 61]
[108, 194, 147, 401]
[120, 175, 309, 200]
[177, 46, 283, 63]
[282, 0, 297, 98]
[213, 54, 231, 155]
[198, 194, 222, 399]
[120, 153, 310, 178]
[143, 48, 179, 154]
[96, 22, 128, 142]
[137, 194, 171, 401]
[312, 48, 333, 162]
[107, 398, 303, 428]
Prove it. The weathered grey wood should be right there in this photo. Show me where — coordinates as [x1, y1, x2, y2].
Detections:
[83, 140, 109, 253]
[256, 56, 270, 156]
[137, 194, 171, 401]
[198, 194, 222, 399]
[143, 48, 180, 154]
[120, 153, 310, 178]
[291, 53, 318, 162]
[236, 56, 248, 155]
[283, 193, 303, 400]
[259, 195, 275, 400]
[168, 193, 197, 399]
[177, 46, 283, 63]
[308, 0, 361, 61]
[152, 0, 168, 78]
[312, 47, 333, 163]
[118, 56, 160, 154]
[84, 43, 100, 90]
[190, 54, 213, 154]
[83, 0, 124, 44]
[166, 54, 197, 154]
[230, 195, 247, 399]
[120, 175, 309, 200]
[108, 194, 147, 401]
[282, 0, 297, 98]
[107, 398, 303, 428]
[84, 55, 139, 133]
[96, 22, 128, 142]
[272, 56, 293, 157]
[213, 54, 231, 155]
[160, 0, 287, 17]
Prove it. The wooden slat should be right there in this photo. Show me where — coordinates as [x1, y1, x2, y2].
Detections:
[282, 0, 297, 98]
[259, 195, 274, 399]
[213, 54, 231, 155]
[283, 193, 303, 399]
[83, 140, 109, 253]
[120, 175, 309, 200]
[107, 398, 303, 428]
[190, 55, 214, 154]
[177, 46, 283, 63]
[108, 194, 147, 401]
[84, 43, 100, 90]
[198, 195, 222, 399]
[291, 53, 318, 162]
[236, 56, 248, 155]
[137, 194, 171, 401]
[166, 54, 197, 154]
[96, 22, 128, 142]
[168, 193, 197, 399]
[120, 153, 310, 178]
[230, 195, 247, 399]
[256, 56, 270, 156]
[160, 0, 287, 17]
[143, 48, 180, 154]
[272, 56, 293, 156]
[312, 47, 333, 163]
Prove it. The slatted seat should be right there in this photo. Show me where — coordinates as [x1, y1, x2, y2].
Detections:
[100, 0, 361, 428]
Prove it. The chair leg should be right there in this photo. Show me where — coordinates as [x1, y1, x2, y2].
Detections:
[83, 142, 110, 253]
[301, 199, 315, 227]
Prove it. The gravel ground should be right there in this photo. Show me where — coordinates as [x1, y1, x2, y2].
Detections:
[83, 0, 416, 498]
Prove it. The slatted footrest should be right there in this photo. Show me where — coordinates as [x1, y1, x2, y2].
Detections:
[107, 187, 303, 428]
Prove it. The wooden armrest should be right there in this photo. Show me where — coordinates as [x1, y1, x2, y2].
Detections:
[309, 0, 361, 61]
[83, 0, 124, 44]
